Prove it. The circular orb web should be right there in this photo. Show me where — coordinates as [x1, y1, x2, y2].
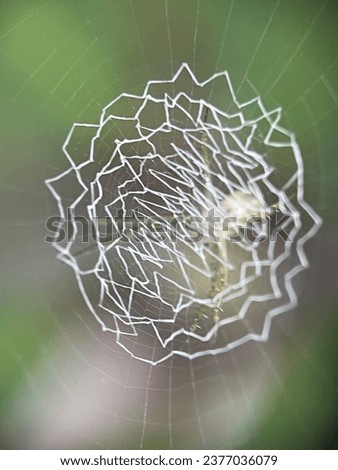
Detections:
[45, 64, 322, 364]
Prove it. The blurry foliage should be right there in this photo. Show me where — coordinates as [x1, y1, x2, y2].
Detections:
[0, 0, 337, 449]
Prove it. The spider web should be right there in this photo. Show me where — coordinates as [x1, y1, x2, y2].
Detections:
[0, 0, 337, 450]
[46, 63, 321, 364]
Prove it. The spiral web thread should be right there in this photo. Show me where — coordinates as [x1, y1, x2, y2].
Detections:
[45, 63, 322, 364]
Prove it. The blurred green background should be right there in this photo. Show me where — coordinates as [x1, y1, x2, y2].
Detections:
[0, 0, 337, 449]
